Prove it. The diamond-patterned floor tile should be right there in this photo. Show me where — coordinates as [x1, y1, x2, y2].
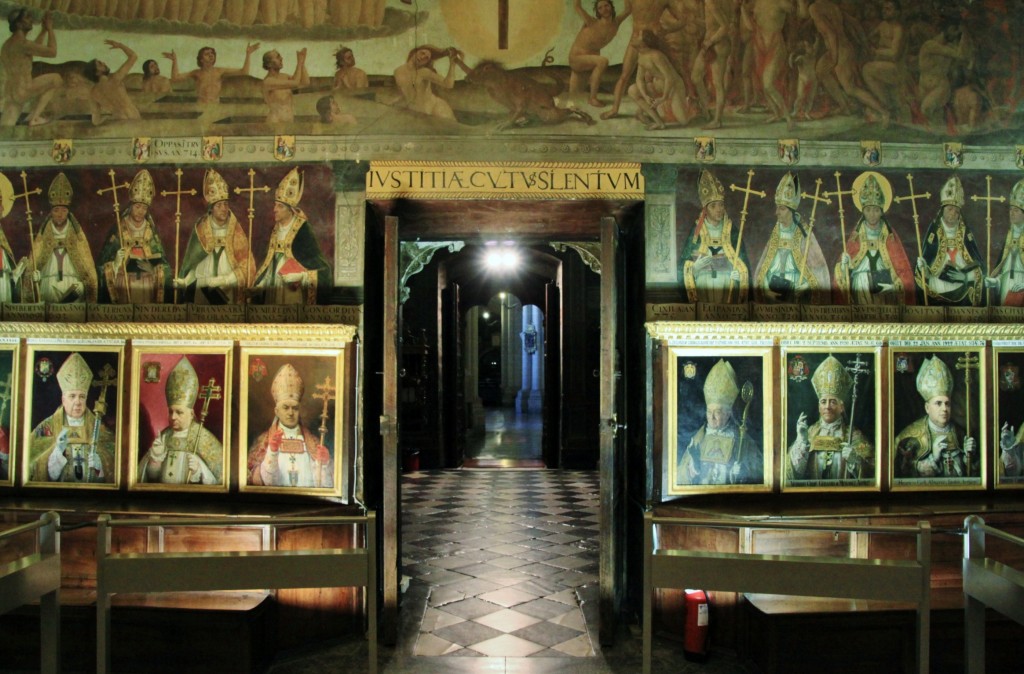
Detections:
[548, 608, 587, 630]
[439, 597, 504, 621]
[403, 430, 602, 662]
[510, 621, 584, 648]
[413, 632, 463, 656]
[550, 633, 596, 656]
[420, 607, 466, 632]
[432, 619, 504, 647]
[476, 587, 538, 608]
[473, 608, 542, 633]
[468, 634, 547, 657]
[515, 597, 577, 620]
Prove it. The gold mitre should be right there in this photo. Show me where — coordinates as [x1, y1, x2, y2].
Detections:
[48, 172, 73, 207]
[704, 359, 739, 408]
[811, 355, 852, 404]
[775, 172, 800, 210]
[203, 169, 230, 205]
[697, 170, 725, 207]
[165, 357, 199, 408]
[1010, 179, 1024, 211]
[916, 355, 954, 401]
[57, 352, 93, 394]
[129, 169, 155, 205]
[940, 175, 964, 208]
[858, 174, 884, 210]
[274, 168, 303, 208]
[271, 364, 304, 403]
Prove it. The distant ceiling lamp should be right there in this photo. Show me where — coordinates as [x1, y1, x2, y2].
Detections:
[483, 247, 520, 272]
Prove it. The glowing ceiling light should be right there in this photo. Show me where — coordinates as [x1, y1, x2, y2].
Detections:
[483, 248, 520, 272]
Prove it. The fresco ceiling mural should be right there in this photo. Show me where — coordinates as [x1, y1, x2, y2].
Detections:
[0, 0, 1020, 145]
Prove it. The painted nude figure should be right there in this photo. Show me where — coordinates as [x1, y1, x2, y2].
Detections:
[750, 0, 804, 128]
[262, 48, 310, 125]
[807, 0, 890, 126]
[627, 29, 692, 129]
[86, 39, 141, 126]
[163, 42, 260, 104]
[1, 8, 60, 127]
[861, 0, 913, 123]
[698, 0, 738, 129]
[917, 20, 970, 128]
[141, 58, 171, 95]
[660, 0, 707, 118]
[600, 0, 682, 120]
[332, 45, 369, 91]
[393, 45, 462, 121]
[568, 0, 632, 107]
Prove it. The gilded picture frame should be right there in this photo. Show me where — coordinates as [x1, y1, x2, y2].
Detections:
[667, 345, 773, 495]
[22, 339, 125, 490]
[781, 342, 882, 492]
[0, 338, 20, 487]
[239, 346, 345, 497]
[128, 341, 233, 493]
[889, 341, 986, 491]
[992, 342, 1024, 489]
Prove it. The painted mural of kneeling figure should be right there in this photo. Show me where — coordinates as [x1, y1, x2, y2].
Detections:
[678, 359, 763, 485]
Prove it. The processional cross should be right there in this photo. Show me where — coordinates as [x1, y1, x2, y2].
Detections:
[12, 172, 41, 301]
[971, 176, 1005, 302]
[725, 170, 765, 302]
[86, 363, 118, 484]
[185, 377, 222, 484]
[159, 168, 196, 304]
[312, 376, 336, 489]
[893, 174, 932, 306]
[233, 169, 270, 298]
[824, 172, 856, 298]
[956, 352, 980, 441]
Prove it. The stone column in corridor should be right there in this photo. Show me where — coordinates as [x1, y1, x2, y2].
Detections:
[516, 304, 544, 413]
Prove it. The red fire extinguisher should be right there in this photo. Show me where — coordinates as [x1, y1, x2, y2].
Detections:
[683, 588, 709, 661]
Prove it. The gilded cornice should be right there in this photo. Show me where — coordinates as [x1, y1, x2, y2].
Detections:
[0, 321, 357, 343]
[645, 321, 1024, 343]
[0, 136, 1017, 171]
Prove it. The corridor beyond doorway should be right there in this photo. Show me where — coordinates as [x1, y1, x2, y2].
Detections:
[464, 408, 543, 469]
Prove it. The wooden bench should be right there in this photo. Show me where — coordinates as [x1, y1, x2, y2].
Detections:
[0, 589, 273, 673]
[0, 501, 373, 673]
[0, 512, 60, 674]
[649, 500, 1024, 673]
[643, 513, 933, 674]
[96, 512, 377, 674]
[743, 588, 1024, 674]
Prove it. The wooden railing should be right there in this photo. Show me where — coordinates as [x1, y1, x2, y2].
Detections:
[97, 511, 377, 674]
[643, 512, 933, 674]
[0, 511, 61, 674]
[962, 514, 1024, 674]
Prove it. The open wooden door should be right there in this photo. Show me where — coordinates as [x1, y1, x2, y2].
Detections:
[599, 215, 625, 644]
[381, 215, 400, 643]
[440, 282, 465, 468]
[542, 281, 560, 468]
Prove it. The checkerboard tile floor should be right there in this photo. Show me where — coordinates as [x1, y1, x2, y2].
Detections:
[402, 469, 601, 657]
